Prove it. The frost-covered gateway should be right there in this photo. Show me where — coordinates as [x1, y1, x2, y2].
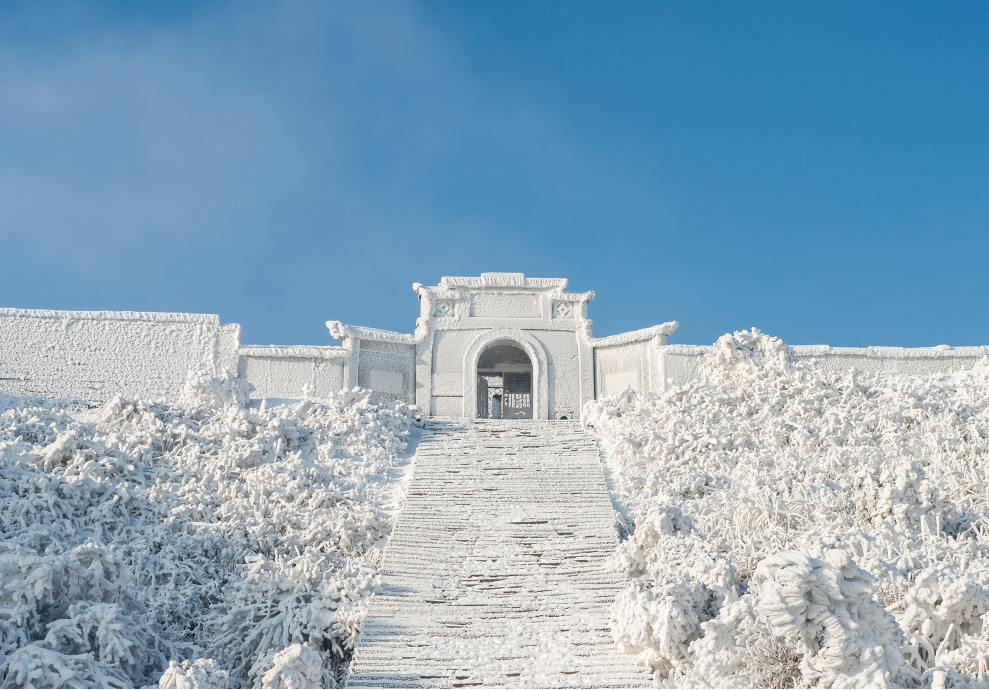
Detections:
[324, 273, 676, 420]
[1, 272, 985, 412]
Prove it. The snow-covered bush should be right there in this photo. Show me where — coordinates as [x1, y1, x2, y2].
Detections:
[0, 374, 421, 688]
[586, 329, 989, 687]
[611, 575, 711, 678]
[608, 503, 738, 677]
[206, 552, 379, 687]
[260, 643, 322, 689]
[158, 659, 229, 689]
[754, 546, 905, 687]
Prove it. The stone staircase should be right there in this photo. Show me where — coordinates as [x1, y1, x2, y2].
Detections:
[345, 419, 651, 688]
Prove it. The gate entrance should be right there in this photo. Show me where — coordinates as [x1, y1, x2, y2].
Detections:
[476, 342, 533, 419]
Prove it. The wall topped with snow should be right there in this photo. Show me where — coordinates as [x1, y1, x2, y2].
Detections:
[4, 282, 988, 410]
[657, 342, 989, 391]
[237, 345, 347, 400]
[794, 344, 989, 376]
[0, 308, 240, 402]
[592, 324, 677, 400]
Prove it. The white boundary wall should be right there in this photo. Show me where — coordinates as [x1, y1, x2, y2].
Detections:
[593, 328, 672, 400]
[237, 345, 347, 400]
[0, 308, 240, 402]
[657, 343, 989, 391]
[4, 302, 988, 408]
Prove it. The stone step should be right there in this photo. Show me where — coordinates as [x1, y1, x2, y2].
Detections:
[345, 419, 649, 689]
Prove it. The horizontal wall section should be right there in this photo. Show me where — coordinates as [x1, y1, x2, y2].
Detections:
[655, 344, 989, 391]
[0, 308, 240, 402]
[794, 345, 988, 377]
[237, 346, 347, 400]
[593, 340, 650, 399]
[355, 340, 416, 405]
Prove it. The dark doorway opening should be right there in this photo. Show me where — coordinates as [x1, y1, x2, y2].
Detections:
[476, 342, 533, 419]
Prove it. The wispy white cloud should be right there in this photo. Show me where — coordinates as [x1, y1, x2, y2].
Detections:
[0, 1, 602, 340]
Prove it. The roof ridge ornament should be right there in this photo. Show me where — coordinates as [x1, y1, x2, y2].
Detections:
[439, 273, 570, 290]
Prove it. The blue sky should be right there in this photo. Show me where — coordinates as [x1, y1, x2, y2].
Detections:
[1, 1, 987, 348]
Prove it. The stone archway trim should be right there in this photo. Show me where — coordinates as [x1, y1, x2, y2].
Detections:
[463, 329, 550, 420]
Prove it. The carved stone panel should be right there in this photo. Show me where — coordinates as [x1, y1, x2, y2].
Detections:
[552, 301, 574, 319]
[471, 293, 540, 318]
[432, 300, 456, 317]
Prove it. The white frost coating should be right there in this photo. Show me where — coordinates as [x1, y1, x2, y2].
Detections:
[325, 321, 417, 344]
[755, 546, 904, 688]
[438, 273, 569, 289]
[608, 503, 738, 679]
[335, 274, 599, 417]
[8, 275, 987, 413]
[237, 345, 348, 360]
[590, 321, 678, 348]
[0, 374, 422, 688]
[658, 341, 989, 391]
[0, 643, 133, 689]
[586, 328, 989, 687]
[0, 308, 221, 324]
[611, 577, 711, 679]
[158, 659, 230, 689]
[238, 346, 347, 401]
[328, 275, 678, 418]
[260, 644, 323, 689]
[0, 308, 241, 403]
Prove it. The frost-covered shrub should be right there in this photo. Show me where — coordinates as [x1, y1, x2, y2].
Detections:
[0, 376, 421, 688]
[680, 591, 788, 688]
[611, 575, 710, 678]
[608, 502, 738, 677]
[0, 643, 132, 689]
[0, 544, 157, 683]
[180, 370, 251, 409]
[157, 658, 229, 689]
[853, 457, 953, 534]
[260, 643, 323, 689]
[897, 564, 989, 668]
[609, 503, 735, 598]
[755, 546, 904, 687]
[207, 552, 378, 686]
[587, 330, 989, 687]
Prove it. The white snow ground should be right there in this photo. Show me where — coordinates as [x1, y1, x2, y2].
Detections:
[346, 419, 652, 688]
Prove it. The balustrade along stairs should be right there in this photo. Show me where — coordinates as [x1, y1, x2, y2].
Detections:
[345, 419, 651, 688]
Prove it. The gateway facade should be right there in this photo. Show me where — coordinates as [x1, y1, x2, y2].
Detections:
[326, 273, 677, 420]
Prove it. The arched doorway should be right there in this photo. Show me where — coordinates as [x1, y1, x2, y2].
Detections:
[476, 341, 533, 419]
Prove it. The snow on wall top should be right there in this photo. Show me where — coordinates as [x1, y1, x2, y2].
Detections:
[657, 341, 989, 389]
[325, 321, 417, 344]
[403, 274, 638, 418]
[592, 322, 679, 347]
[437, 273, 572, 290]
[409, 273, 596, 333]
[662, 343, 989, 357]
[0, 307, 221, 324]
[238, 345, 349, 360]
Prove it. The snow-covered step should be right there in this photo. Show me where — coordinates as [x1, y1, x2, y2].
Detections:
[346, 420, 650, 689]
